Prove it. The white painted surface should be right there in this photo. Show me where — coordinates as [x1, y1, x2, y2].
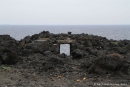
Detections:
[60, 44, 70, 56]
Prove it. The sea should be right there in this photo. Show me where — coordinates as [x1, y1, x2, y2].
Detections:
[0, 25, 130, 41]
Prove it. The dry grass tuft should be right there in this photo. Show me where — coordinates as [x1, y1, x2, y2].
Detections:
[108, 53, 123, 59]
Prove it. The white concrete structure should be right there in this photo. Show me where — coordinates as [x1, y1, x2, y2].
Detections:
[60, 44, 70, 56]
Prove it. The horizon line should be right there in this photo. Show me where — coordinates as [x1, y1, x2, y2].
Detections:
[0, 24, 130, 26]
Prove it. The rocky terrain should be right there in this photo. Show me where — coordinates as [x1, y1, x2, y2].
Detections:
[0, 31, 130, 87]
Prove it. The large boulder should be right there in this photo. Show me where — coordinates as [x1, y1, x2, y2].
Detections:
[0, 35, 19, 65]
[87, 53, 129, 75]
[72, 49, 84, 59]
[1, 52, 18, 65]
[0, 35, 19, 52]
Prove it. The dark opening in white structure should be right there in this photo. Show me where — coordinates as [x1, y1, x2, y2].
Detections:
[60, 44, 70, 56]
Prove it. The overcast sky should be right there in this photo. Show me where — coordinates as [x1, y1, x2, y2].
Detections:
[0, 0, 130, 25]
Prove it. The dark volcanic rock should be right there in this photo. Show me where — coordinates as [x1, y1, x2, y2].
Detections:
[0, 31, 130, 78]
[20, 49, 34, 56]
[27, 53, 44, 61]
[112, 47, 127, 54]
[1, 52, 18, 65]
[27, 53, 44, 69]
[44, 51, 52, 56]
[88, 53, 129, 75]
[0, 56, 2, 65]
[72, 49, 83, 59]
[24, 40, 50, 54]
[0, 35, 14, 41]
[68, 31, 72, 35]
[58, 53, 67, 58]
[81, 56, 97, 69]
[0, 35, 19, 65]
[30, 34, 39, 41]
[41, 55, 65, 71]
[21, 36, 31, 44]
[86, 47, 98, 56]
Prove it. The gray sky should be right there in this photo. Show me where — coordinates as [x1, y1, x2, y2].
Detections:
[0, 0, 130, 25]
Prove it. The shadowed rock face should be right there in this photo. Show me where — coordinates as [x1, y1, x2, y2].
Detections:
[0, 35, 19, 65]
[2, 52, 18, 65]
[72, 49, 83, 59]
[87, 53, 129, 75]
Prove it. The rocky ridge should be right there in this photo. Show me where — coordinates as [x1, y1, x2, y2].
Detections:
[0, 31, 130, 87]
